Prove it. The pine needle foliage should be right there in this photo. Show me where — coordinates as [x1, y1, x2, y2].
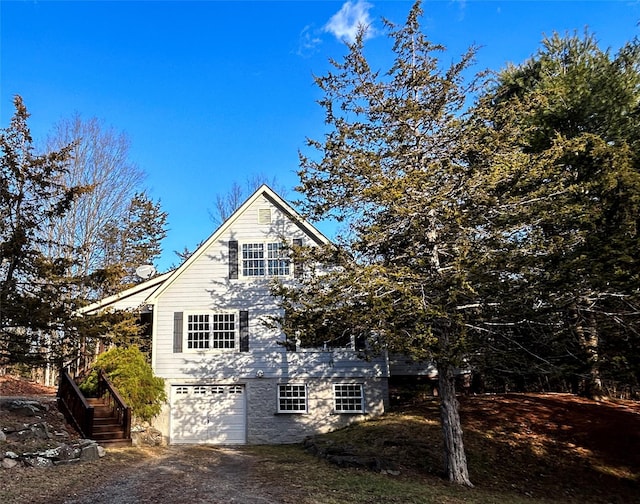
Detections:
[468, 31, 640, 397]
[274, 1, 485, 486]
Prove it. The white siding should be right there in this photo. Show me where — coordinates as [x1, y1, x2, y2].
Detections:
[146, 191, 389, 444]
[151, 194, 337, 379]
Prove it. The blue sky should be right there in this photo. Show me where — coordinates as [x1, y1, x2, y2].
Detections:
[2, 0, 638, 272]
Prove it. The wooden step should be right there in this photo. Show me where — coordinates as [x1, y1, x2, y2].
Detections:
[93, 408, 117, 418]
[92, 423, 122, 433]
[92, 429, 127, 440]
[87, 397, 130, 444]
[93, 415, 120, 425]
[97, 438, 132, 447]
[86, 397, 108, 405]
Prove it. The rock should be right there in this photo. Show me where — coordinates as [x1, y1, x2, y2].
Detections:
[30, 422, 52, 439]
[57, 444, 82, 461]
[304, 437, 397, 475]
[80, 443, 99, 461]
[131, 426, 163, 446]
[41, 447, 62, 459]
[1, 457, 19, 468]
[53, 428, 70, 440]
[97, 445, 106, 458]
[5, 400, 43, 416]
[24, 456, 53, 468]
[0, 431, 6, 442]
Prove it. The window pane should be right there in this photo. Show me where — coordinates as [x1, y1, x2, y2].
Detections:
[242, 243, 265, 276]
[334, 384, 364, 413]
[187, 314, 210, 349]
[267, 243, 290, 276]
[278, 384, 307, 413]
[211, 313, 236, 349]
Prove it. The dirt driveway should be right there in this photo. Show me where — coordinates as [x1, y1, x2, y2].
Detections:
[63, 446, 293, 504]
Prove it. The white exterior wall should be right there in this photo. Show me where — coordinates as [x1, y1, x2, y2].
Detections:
[148, 192, 389, 444]
[151, 195, 311, 379]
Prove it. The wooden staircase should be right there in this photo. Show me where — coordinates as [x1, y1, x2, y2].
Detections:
[58, 369, 132, 447]
[86, 397, 132, 447]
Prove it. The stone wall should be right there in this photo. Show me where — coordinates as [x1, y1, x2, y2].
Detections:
[153, 376, 389, 445]
[246, 377, 389, 444]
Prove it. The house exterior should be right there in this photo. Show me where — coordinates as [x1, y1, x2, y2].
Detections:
[83, 185, 389, 445]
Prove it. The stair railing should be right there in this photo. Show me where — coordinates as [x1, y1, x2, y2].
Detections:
[57, 369, 94, 438]
[96, 369, 132, 440]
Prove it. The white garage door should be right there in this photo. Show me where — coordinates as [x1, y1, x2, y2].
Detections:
[170, 384, 246, 444]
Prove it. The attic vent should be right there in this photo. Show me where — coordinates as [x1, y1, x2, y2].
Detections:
[258, 208, 272, 225]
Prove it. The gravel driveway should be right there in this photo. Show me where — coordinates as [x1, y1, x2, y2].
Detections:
[63, 446, 289, 504]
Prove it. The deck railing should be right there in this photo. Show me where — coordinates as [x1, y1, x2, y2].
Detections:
[57, 368, 131, 442]
[57, 369, 94, 438]
[96, 369, 132, 440]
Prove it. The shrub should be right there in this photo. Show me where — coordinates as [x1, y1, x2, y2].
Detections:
[80, 346, 166, 422]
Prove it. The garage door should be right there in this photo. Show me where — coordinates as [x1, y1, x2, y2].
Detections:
[170, 385, 246, 444]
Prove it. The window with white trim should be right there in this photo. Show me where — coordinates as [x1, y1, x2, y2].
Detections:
[242, 242, 290, 277]
[278, 384, 307, 413]
[186, 312, 237, 351]
[333, 384, 364, 413]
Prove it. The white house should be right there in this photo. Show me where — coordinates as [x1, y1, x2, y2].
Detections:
[82, 185, 389, 445]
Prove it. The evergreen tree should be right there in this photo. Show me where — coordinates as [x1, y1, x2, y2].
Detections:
[0, 96, 87, 367]
[80, 346, 166, 422]
[275, 2, 483, 485]
[468, 32, 640, 397]
[98, 192, 168, 295]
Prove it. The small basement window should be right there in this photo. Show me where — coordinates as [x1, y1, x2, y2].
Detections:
[278, 384, 307, 413]
[333, 384, 364, 413]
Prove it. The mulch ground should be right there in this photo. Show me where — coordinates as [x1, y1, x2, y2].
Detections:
[0, 374, 57, 396]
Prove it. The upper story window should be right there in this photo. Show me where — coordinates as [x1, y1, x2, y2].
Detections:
[242, 242, 290, 277]
[186, 312, 236, 351]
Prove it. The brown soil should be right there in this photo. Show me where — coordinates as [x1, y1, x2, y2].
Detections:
[0, 374, 57, 396]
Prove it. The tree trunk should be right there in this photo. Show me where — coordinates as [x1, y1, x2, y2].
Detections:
[438, 360, 473, 486]
[582, 311, 603, 399]
[569, 302, 604, 399]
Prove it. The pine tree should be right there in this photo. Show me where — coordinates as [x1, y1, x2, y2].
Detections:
[275, 2, 484, 485]
[0, 96, 87, 367]
[468, 32, 640, 397]
[98, 192, 168, 295]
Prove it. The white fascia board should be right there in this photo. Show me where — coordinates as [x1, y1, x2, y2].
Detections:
[79, 271, 172, 315]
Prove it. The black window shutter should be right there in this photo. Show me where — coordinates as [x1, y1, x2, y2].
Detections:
[173, 312, 183, 353]
[239, 310, 249, 352]
[229, 240, 238, 279]
[354, 334, 367, 351]
[292, 238, 303, 278]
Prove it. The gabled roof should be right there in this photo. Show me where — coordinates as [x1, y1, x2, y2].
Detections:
[79, 271, 173, 315]
[81, 185, 330, 313]
[145, 184, 331, 303]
